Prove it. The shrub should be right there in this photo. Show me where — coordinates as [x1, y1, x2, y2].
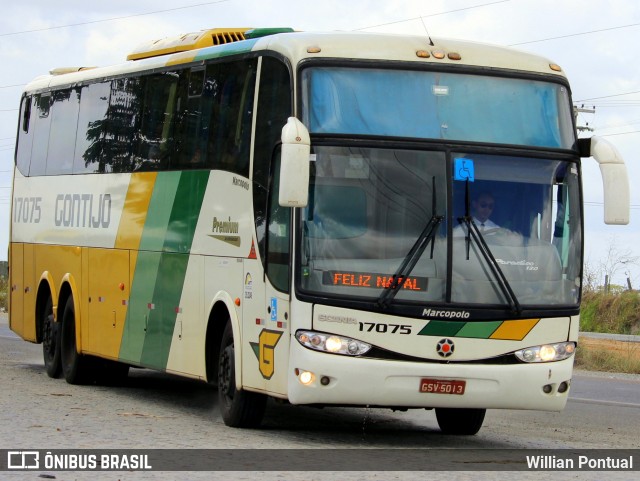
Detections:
[0, 276, 7, 312]
[580, 291, 640, 334]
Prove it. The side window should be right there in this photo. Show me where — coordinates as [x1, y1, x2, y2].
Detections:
[109, 77, 144, 173]
[266, 150, 291, 292]
[207, 59, 257, 176]
[29, 94, 52, 176]
[16, 96, 35, 176]
[172, 67, 208, 170]
[74, 81, 111, 174]
[47, 88, 80, 175]
[253, 56, 292, 264]
[133, 73, 177, 171]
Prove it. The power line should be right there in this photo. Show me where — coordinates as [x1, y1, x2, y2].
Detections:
[354, 0, 510, 31]
[585, 201, 640, 210]
[508, 22, 640, 46]
[0, 0, 234, 37]
[575, 90, 640, 102]
[599, 130, 640, 137]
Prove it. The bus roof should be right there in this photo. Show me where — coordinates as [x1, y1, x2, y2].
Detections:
[23, 30, 567, 93]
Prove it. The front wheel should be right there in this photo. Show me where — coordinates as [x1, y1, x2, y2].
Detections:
[435, 408, 486, 435]
[218, 322, 266, 428]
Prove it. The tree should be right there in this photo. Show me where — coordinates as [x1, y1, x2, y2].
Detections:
[598, 236, 639, 293]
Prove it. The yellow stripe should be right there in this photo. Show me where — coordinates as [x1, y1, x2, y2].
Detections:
[166, 52, 198, 67]
[490, 318, 540, 340]
[115, 172, 157, 250]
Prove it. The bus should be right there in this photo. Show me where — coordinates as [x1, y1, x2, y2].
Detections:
[9, 28, 629, 435]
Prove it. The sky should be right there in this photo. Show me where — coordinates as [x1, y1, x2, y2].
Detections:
[0, 0, 638, 286]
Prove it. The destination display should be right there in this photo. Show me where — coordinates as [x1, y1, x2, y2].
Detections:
[322, 270, 428, 291]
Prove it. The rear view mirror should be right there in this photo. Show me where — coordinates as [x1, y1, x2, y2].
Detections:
[279, 117, 310, 207]
[580, 136, 630, 225]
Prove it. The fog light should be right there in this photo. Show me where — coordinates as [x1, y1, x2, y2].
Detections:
[543, 384, 553, 394]
[320, 376, 330, 386]
[299, 370, 315, 385]
[557, 381, 569, 393]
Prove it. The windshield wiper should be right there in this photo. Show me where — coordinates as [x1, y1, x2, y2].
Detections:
[457, 182, 522, 315]
[377, 176, 443, 309]
[376, 215, 443, 309]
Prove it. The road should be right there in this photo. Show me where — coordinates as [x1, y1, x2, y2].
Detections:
[0, 313, 638, 480]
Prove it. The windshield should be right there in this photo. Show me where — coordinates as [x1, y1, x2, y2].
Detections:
[302, 67, 575, 149]
[298, 146, 582, 309]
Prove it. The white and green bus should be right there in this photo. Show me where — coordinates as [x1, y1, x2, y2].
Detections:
[9, 28, 629, 435]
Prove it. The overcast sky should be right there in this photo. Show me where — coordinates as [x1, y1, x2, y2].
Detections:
[1, 0, 638, 285]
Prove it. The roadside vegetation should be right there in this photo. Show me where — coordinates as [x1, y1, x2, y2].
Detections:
[575, 337, 640, 374]
[580, 290, 640, 335]
[0, 275, 6, 313]
[577, 290, 640, 374]
[577, 243, 640, 374]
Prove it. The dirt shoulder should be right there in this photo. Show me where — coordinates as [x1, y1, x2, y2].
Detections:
[579, 335, 640, 360]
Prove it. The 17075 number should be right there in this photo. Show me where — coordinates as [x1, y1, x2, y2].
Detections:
[358, 322, 412, 334]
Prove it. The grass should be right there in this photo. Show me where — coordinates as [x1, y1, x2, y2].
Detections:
[580, 291, 640, 335]
[0, 276, 7, 313]
[577, 290, 640, 374]
[575, 342, 640, 374]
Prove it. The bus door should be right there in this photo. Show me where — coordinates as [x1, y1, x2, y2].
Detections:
[242, 151, 291, 396]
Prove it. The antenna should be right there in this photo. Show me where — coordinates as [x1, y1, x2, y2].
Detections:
[419, 16, 435, 46]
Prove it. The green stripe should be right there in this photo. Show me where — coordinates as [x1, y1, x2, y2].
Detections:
[140, 171, 209, 368]
[195, 38, 259, 61]
[120, 251, 163, 364]
[418, 320, 506, 339]
[419, 321, 465, 337]
[456, 321, 502, 339]
[120, 173, 181, 363]
[120, 171, 209, 367]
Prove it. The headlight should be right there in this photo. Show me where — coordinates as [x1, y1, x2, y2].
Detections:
[296, 330, 371, 356]
[515, 342, 576, 363]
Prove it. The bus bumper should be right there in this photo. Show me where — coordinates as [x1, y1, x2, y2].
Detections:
[287, 340, 573, 411]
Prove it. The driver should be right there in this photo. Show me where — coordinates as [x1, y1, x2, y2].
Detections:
[454, 192, 499, 236]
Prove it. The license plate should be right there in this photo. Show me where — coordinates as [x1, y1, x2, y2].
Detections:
[419, 378, 466, 395]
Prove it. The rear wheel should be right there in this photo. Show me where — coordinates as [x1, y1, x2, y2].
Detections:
[218, 322, 266, 428]
[60, 296, 90, 385]
[42, 295, 61, 378]
[435, 408, 486, 435]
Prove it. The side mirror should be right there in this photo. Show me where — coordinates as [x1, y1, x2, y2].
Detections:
[279, 117, 310, 207]
[579, 136, 630, 225]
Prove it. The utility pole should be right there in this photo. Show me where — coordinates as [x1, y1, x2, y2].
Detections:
[574, 105, 595, 133]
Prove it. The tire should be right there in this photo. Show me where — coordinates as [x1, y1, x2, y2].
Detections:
[60, 296, 90, 385]
[435, 408, 486, 435]
[42, 295, 61, 378]
[218, 322, 266, 428]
